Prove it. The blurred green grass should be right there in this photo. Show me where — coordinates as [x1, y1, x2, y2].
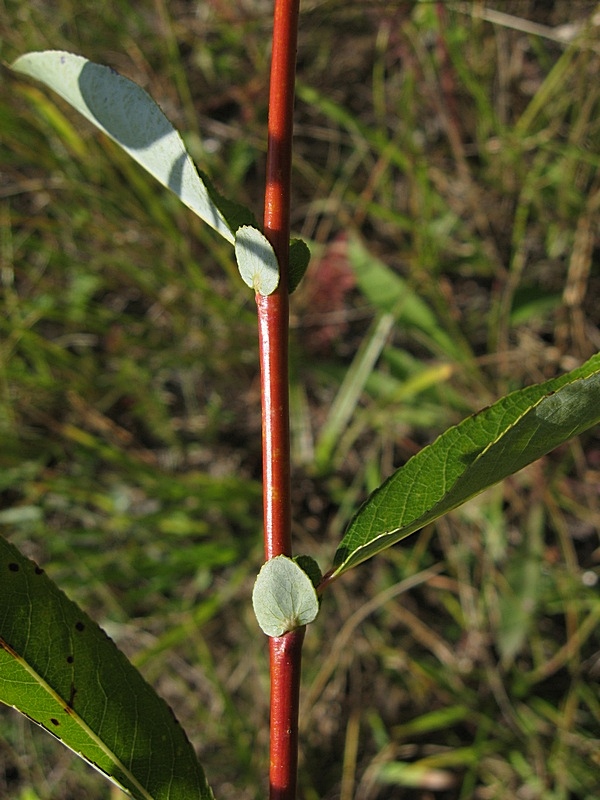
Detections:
[1, 2, 600, 799]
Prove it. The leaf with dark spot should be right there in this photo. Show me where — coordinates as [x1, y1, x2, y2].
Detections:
[0, 536, 214, 800]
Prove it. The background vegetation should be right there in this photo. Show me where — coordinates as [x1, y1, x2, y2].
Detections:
[1, 1, 599, 798]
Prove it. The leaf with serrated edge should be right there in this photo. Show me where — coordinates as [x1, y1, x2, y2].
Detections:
[333, 352, 600, 577]
[11, 50, 243, 243]
[252, 556, 320, 637]
[0, 537, 213, 800]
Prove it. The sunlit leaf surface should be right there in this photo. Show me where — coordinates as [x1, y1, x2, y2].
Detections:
[11, 50, 251, 243]
[333, 352, 600, 577]
[0, 537, 214, 800]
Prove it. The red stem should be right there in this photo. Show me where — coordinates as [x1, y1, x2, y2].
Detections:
[268, 628, 305, 800]
[259, 2, 302, 799]
[259, 0, 299, 562]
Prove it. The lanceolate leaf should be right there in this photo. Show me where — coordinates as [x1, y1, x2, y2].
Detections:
[0, 536, 214, 800]
[11, 50, 311, 292]
[11, 50, 252, 243]
[332, 352, 600, 578]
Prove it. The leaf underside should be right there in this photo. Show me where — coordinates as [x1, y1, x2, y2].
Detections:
[252, 556, 320, 637]
[11, 50, 244, 243]
[235, 226, 280, 295]
[0, 536, 213, 800]
[10, 50, 311, 288]
[333, 352, 600, 577]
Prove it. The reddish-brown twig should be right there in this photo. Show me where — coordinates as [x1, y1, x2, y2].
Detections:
[258, 1, 303, 798]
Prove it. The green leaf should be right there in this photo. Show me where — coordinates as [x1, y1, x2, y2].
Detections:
[252, 556, 320, 637]
[234, 226, 280, 295]
[333, 352, 600, 577]
[347, 236, 467, 361]
[10, 50, 252, 243]
[293, 555, 323, 590]
[288, 239, 311, 293]
[0, 536, 214, 800]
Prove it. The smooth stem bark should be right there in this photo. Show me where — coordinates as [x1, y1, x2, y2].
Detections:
[268, 628, 305, 800]
[259, 2, 302, 799]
